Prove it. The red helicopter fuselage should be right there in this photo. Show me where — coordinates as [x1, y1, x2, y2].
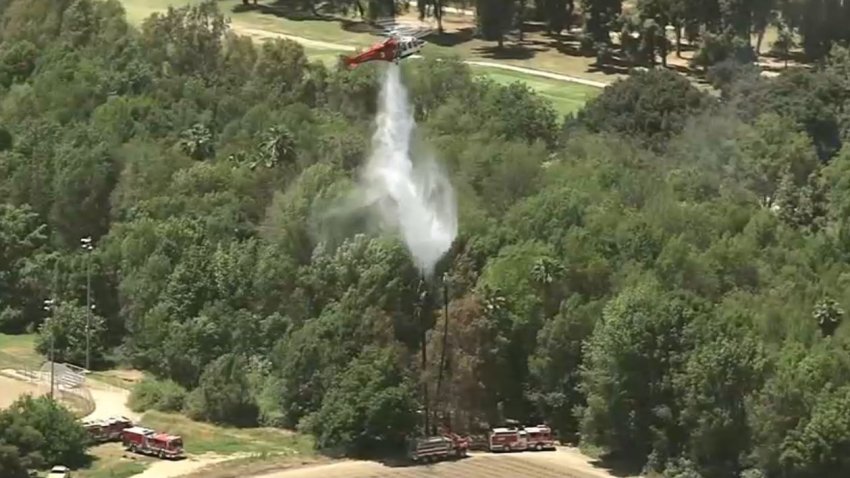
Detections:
[342, 36, 425, 68]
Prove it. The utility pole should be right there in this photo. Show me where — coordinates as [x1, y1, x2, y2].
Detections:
[434, 272, 450, 431]
[43, 298, 55, 400]
[417, 277, 430, 436]
[81, 236, 93, 371]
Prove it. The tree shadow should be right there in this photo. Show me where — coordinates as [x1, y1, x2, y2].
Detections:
[424, 27, 476, 47]
[517, 22, 550, 35]
[231, 1, 341, 24]
[340, 20, 383, 35]
[585, 54, 632, 75]
[375, 454, 472, 468]
[474, 43, 542, 60]
[539, 32, 596, 58]
[588, 452, 645, 478]
[761, 48, 807, 63]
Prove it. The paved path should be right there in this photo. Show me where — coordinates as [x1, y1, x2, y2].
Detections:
[234, 25, 609, 88]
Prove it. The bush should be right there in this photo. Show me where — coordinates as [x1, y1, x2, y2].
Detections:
[691, 32, 756, 70]
[184, 353, 259, 427]
[128, 377, 187, 413]
[304, 347, 418, 457]
[0, 395, 88, 469]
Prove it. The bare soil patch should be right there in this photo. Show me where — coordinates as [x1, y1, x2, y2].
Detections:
[0, 374, 46, 409]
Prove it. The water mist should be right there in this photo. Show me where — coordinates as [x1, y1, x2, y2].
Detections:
[362, 65, 457, 278]
[318, 65, 457, 278]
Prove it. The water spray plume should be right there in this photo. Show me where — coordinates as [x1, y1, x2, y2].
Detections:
[362, 65, 457, 278]
[318, 65, 457, 278]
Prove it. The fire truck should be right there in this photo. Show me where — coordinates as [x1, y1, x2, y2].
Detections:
[82, 416, 133, 443]
[524, 425, 556, 451]
[488, 427, 528, 452]
[408, 433, 470, 463]
[121, 426, 185, 459]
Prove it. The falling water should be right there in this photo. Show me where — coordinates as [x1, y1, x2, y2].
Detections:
[359, 65, 458, 278]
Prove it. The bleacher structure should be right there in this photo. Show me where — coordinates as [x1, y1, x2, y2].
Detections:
[35, 361, 95, 415]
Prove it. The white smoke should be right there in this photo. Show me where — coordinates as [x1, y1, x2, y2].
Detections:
[318, 65, 457, 278]
[360, 65, 457, 278]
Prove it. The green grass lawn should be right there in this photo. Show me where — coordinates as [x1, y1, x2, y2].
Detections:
[0, 333, 41, 369]
[139, 411, 316, 456]
[77, 444, 152, 478]
[80, 461, 148, 478]
[471, 66, 601, 116]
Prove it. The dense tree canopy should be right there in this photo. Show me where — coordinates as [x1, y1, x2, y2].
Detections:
[2, 0, 850, 476]
[0, 395, 89, 477]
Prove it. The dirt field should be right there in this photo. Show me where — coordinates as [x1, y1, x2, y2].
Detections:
[253, 449, 640, 478]
[0, 374, 46, 409]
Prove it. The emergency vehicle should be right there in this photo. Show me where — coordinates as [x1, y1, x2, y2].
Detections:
[524, 424, 557, 451]
[408, 433, 469, 463]
[82, 416, 133, 443]
[488, 427, 528, 452]
[121, 426, 185, 459]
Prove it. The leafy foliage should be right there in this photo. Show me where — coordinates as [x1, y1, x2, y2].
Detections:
[36, 301, 107, 366]
[2, 1, 850, 475]
[303, 346, 418, 456]
[573, 69, 714, 148]
[128, 377, 188, 413]
[0, 395, 89, 471]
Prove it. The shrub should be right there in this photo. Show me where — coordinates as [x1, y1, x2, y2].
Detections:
[128, 377, 187, 413]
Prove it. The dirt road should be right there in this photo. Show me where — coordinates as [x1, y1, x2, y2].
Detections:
[252, 449, 639, 478]
[83, 378, 142, 422]
[0, 374, 46, 409]
[132, 453, 253, 478]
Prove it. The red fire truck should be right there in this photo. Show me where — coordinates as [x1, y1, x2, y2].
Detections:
[121, 426, 185, 459]
[408, 433, 470, 463]
[488, 427, 528, 452]
[524, 425, 556, 451]
[82, 416, 133, 443]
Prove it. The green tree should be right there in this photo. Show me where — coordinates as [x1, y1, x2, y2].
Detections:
[476, 0, 516, 48]
[0, 204, 48, 333]
[581, 0, 622, 43]
[675, 316, 766, 478]
[140, 0, 229, 80]
[527, 296, 599, 438]
[185, 353, 259, 426]
[304, 346, 418, 455]
[579, 280, 703, 465]
[35, 301, 107, 366]
[575, 69, 714, 148]
[0, 445, 27, 478]
[0, 395, 89, 469]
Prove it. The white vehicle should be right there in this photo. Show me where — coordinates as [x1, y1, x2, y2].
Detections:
[47, 465, 71, 477]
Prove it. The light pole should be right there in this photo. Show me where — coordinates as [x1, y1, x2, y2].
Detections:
[43, 298, 55, 400]
[80, 236, 93, 371]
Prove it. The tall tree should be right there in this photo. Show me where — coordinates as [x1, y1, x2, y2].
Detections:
[476, 0, 516, 48]
[581, 0, 622, 43]
[535, 0, 575, 34]
[417, 0, 445, 33]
